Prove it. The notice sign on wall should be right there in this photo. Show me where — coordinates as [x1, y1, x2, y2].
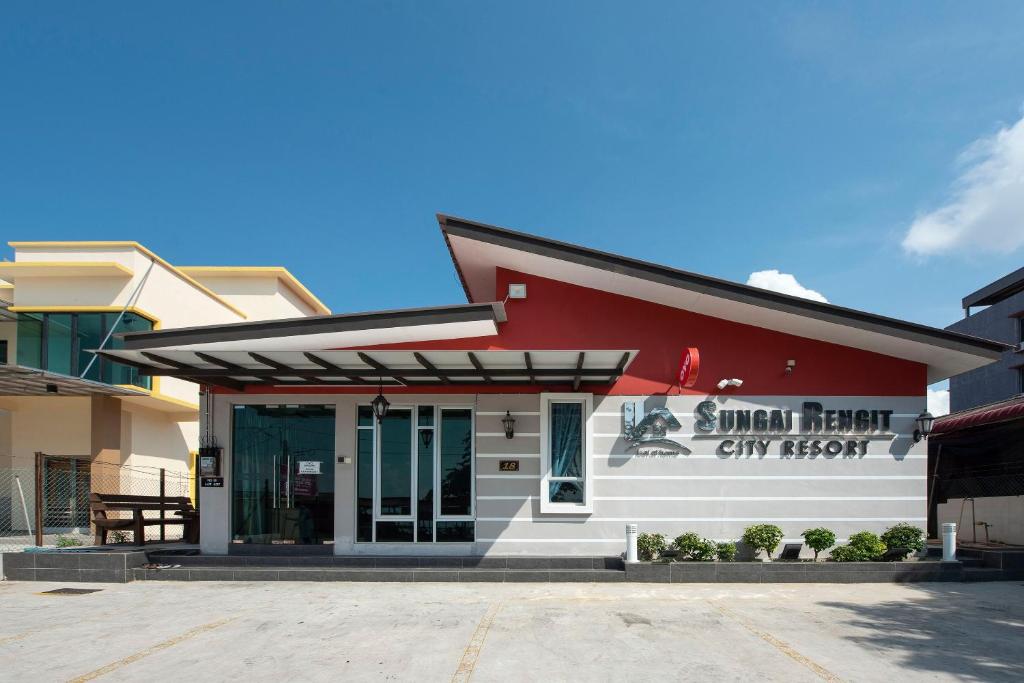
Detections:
[298, 461, 321, 475]
[201, 477, 224, 488]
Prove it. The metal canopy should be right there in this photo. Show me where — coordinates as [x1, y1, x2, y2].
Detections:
[95, 349, 638, 391]
[0, 364, 149, 398]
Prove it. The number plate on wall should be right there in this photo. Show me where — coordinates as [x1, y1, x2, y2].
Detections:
[498, 460, 520, 472]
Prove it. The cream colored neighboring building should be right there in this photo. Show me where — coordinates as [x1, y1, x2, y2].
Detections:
[0, 242, 328, 495]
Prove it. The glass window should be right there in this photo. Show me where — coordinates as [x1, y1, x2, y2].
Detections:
[417, 426, 434, 542]
[16, 311, 152, 389]
[16, 313, 43, 368]
[436, 521, 474, 543]
[378, 409, 412, 517]
[357, 406, 374, 427]
[108, 313, 153, 388]
[375, 521, 414, 542]
[548, 401, 584, 504]
[439, 409, 473, 516]
[75, 313, 105, 382]
[44, 314, 74, 376]
[417, 405, 434, 427]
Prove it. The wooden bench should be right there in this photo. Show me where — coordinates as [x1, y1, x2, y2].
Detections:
[89, 493, 198, 546]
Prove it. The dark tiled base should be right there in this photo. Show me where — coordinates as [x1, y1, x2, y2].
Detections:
[130, 567, 628, 582]
[625, 560, 971, 583]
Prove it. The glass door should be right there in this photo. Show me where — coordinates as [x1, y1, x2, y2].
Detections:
[232, 405, 335, 544]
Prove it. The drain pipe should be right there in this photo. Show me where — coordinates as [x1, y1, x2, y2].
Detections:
[942, 522, 957, 561]
[625, 523, 638, 563]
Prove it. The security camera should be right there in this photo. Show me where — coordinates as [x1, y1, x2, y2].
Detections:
[717, 378, 744, 390]
[717, 379, 729, 390]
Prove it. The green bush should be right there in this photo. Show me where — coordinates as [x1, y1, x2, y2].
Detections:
[672, 532, 717, 561]
[802, 528, 837, 561]
[741, 524, 785, 559]
[55, 535, 83, 548]
[637, 532, 667, 561]
[110, 530, 130, 544]
[880, 523, 925, 558]
[829, 531, 886, 562]
[716, 541, 737, 562]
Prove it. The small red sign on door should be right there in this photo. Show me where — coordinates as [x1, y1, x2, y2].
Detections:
[678, 347, 700, 390]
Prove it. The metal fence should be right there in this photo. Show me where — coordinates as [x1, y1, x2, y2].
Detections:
[0, 454, 194, 553]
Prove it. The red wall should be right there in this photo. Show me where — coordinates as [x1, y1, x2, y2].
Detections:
[233, 267, 925, 396]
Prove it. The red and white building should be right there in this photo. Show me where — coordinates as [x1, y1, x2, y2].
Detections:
[98, 216, 1007, 557]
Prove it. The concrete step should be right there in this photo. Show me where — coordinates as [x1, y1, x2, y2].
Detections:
[132, 566, 626, 582]
[145, 553, 624, 571]
[962, 568, 1005, 582]
[959, 558, 986, 568]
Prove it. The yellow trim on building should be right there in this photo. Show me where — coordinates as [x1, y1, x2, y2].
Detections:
[178, 266, 331, 315]
[0, 261, 134, 279]
[8, 241, 248, 319]
[7, 305, 162, 328]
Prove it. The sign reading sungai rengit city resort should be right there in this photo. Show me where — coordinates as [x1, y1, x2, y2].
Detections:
[624, 400, 898, 458]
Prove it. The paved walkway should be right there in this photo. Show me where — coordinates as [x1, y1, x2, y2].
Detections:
[1, 580, 1022, 681]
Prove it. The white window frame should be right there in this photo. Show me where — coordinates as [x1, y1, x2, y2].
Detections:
[436, 406, 476, 523]
[539, 392, 594, 514]
[359, 403, 476, 543]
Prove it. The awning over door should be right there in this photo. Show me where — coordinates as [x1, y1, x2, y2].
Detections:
[95, 348, 639, 391]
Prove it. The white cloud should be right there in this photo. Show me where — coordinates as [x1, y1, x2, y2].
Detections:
[746, 270, 828, 303]
[902, 111, 1024, 256]
[927, 387, 950, 417]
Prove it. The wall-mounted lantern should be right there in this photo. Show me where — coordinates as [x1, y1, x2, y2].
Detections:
[502, 411, 516, 439]
[913, 410, 935, 442]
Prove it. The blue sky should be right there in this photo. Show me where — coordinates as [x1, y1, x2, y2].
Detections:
[2, 2, 1023, 338]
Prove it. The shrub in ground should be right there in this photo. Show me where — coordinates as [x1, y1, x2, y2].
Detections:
[802, 528, 837, 561]
[880, 523, 925, 558]
[637, 532, 667, 561]
[830, 531, 887, 562]
[673, 532, 717, 561]
[741, 524, 785, 560]
[716, 541, 737, 562]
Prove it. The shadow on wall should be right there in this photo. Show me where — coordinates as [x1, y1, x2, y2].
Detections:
[821, 585, 1024, 681]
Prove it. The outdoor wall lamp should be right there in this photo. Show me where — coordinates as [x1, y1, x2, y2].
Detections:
[785, 360, 796, 374]
[371, 379, 390, 423]
[502, 411, 516, 439]
[913, 410, 935, 442]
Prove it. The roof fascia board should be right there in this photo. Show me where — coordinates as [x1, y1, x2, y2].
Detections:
[118, 302, 506, 350]
[438, 214, 1008, 360]
[962, 265, 1024, 309]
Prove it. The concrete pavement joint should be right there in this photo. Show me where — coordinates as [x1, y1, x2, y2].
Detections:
[452, 600, 503, 683]
[707, 599, 842, 682]
[66, 617, 236, 683]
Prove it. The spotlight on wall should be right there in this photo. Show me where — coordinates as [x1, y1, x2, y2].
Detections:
[507, 283, 527, 299]
[716, 378, 744, 390]
[913, 410, 935, 443]
[502, 411, 516, 439]
[785, 360, 796, 374]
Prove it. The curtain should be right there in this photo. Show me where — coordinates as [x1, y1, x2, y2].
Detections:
[550, 403, 582, 479]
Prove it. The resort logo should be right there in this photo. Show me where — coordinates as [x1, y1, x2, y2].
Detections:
[623, 402, 691, 456]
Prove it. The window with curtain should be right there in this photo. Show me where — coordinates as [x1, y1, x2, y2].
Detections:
[548, 401, 584, 504]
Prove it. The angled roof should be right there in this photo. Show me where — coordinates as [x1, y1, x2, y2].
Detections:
[438, 214, 1009, 383]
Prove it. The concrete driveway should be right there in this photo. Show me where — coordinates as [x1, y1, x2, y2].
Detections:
[1, 580, 1022, 682]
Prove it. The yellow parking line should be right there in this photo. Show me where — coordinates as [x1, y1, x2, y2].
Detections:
[707, 600, 842, 682]
[452, 601, 503, 683]
[67, 617, 235, 683]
